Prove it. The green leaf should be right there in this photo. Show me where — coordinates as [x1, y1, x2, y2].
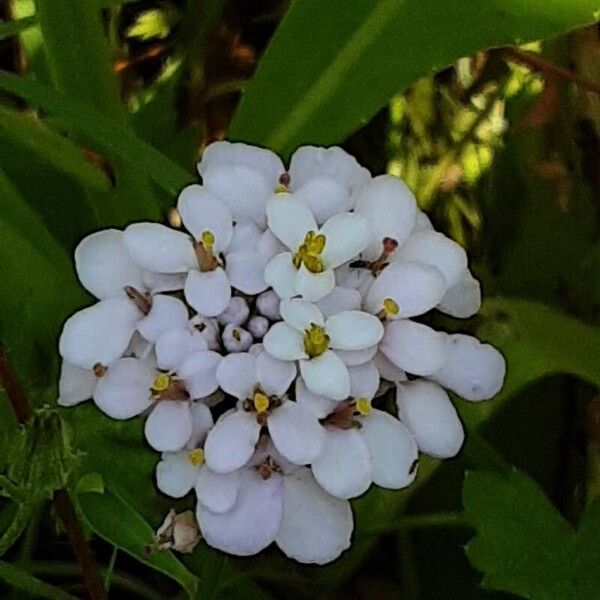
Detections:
[463, 468, 600, 599]
[0, 16, 36, 41]
[0, 560, 77, 600]
[77, 487, 199, 598]
[230, 0, 600, 156]
[0, 71, 192, 197]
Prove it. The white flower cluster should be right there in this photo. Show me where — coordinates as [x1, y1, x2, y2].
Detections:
[57, 142, 505, 564]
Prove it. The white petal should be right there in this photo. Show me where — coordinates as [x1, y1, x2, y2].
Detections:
[266, 193, 316, 251]
[348, 361, 379, 399]
[216, 353, 257, 400]
[276, 467, 353, 564]
[92, 357, 154, 419]
[431, 334, 506, 401]
[189, 316, 220, 350]
[335, 262, 375, 297]
[396, 380, 464, 458]
[75, 229, 143, 299]
[123, 223, 196, 273]
[264, 253, 297, 300]
[187, 402, 214, 448]
[226, 252, 268, 295]
[312, 428, 372, 499]
[204, 411, 261, 473]
[59, 297, 141, 370]
[155, 328, 207, 372]
[335, 345, 378, 366]
[373, 351, 407, 383]
[156, 452, 198, 498]
[326, 310, 384, 351]
[197, 469, 283, 556]
[437, 272, 481, 319]
[228, 220, 263, 254]
[58, 361, 96, 407]
[145, 401, 193, 452]
[202, 163, 272, 227]
[295, 377, 338, 419]
[247, 316, 269, 339]
[263, 322, 307, 361]
[280, 298, 324, 332]
[195, 467, 242, 513]
[177, 184, 233, 252]
[142, 271, 186, 294]
[293, 176, 352, 225]
[257, 229, 286, 262]
[398, 231, 468, 288]
[300, 350, 349, 400]
[199, 141, 284, 187]
[136, 295, 188, 343]
[354, 175, 417, 261]
[360, 409, 418, 489]
[289, 145, 369, 193]
[268, 402, 325, 465]
[294, 265, 336, 302]
[365, 261, 446, 318]
[316, 286, 361, 318]
[320, 212, 369, 268]
[178, 350, 222, 399]
[256, 351, 297, 397]
[380, 320, 447, 376]
[184, 268, 231, 317]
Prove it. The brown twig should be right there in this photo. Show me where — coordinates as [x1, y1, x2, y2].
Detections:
[0, 344, 108, 600]
[504, 47, 600, 97]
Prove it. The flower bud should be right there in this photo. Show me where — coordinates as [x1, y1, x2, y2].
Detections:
[247, 315, 269, 339]
[256, 290, 280, 320]
[217, 296, 249, 327]
[222, 324, 253, 352]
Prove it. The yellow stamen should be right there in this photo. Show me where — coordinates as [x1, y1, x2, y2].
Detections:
[303, 323, 330, 358]
[151, 373, 170, 392]
[292, 231, 326, 273]
[253, 392, 270, 414]
[275, 183, 287, 193]
[187, 448, 205, 467]
[355, 397, 372, 417]
[383, 297, 400, 317]
[201, 230, 215, 251]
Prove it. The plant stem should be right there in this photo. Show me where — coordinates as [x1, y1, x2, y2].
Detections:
[504, 46, 600, 96]
[0, 343, 107, 600]
[360, 511, 470, 536]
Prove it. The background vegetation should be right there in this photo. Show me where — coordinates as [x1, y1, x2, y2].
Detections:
[1, 1, 600, 598]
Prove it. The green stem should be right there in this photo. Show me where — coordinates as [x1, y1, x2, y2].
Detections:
[0, 16, 36, 41]
[361, 511, 470, 536]
[103, 546, 118, 592]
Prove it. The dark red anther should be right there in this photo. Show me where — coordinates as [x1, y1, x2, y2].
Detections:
[383, 237, 399, 254]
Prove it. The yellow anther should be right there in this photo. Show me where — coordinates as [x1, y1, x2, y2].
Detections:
[355, 397, 372, 417]
[303, 323, 330, 358]
[151, 373, 171, 392]
[187, 448, 205, 467]
[275, 183, 288, 193]
[383, 297, 400, 316]
[201, 230, 215, 251]
[253, 392, 270, 414]
[292, 231, 327, 273]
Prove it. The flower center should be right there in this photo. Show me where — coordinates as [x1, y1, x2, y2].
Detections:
[293, 231, 326, 273]
[253, 391, 270, 414]
[187, 448, 205, 467]
[242, 389, 282, 425]
[256, 456, 282, 480]
[303, 323, 329, 358]
[124, 285, 152, 314]
[275, 172, 290, 193]
[194, 230, 219, 272]
[355, 397, 372, 417]
[151, 373, 189, 401]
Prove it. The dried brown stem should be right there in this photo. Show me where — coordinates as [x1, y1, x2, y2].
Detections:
[504, 47, 600, 96]
[0, 344, 107, 600]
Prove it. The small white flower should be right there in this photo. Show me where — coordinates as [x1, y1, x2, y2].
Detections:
[296, 370, 418, 500]
[196, 445, 353, 564]
[263, 299, 384, 400]
[222, 324, 253, 353]
[204, 351, 325, 473]
[57, 361, 99, 407]
[265, 194, 369, 301]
